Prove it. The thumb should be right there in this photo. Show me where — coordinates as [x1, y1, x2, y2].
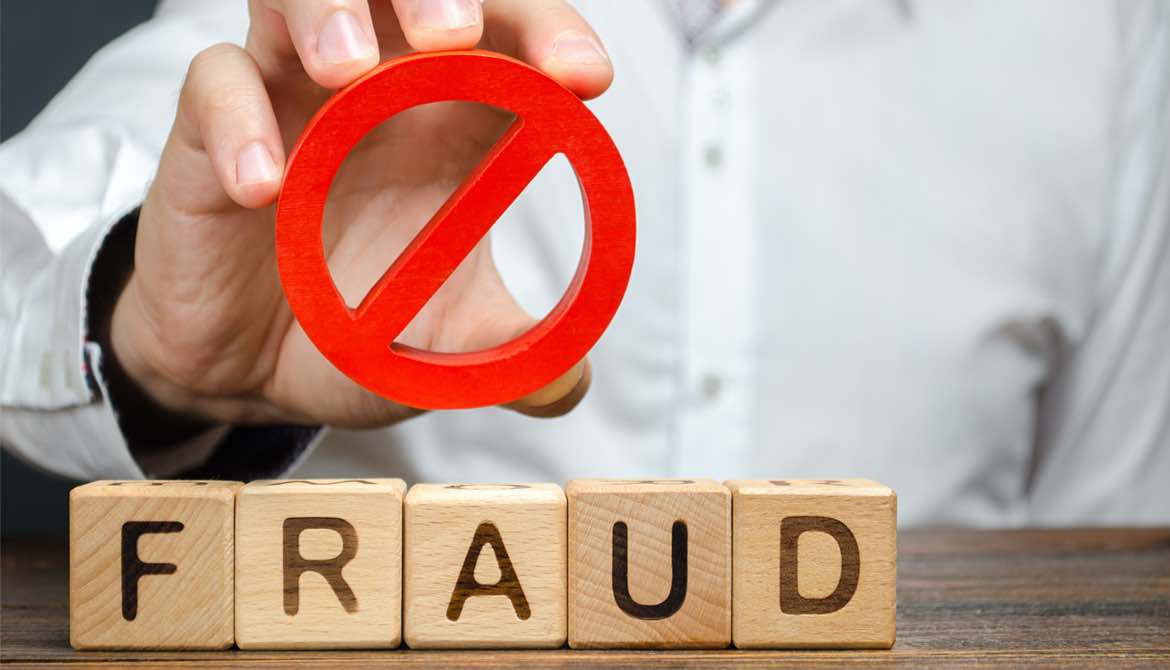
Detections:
[508, 358, 591, 418]
[457, 291, 591, 417]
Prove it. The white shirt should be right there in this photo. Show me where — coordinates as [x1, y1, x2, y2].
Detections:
[2, 0, 1168, 526]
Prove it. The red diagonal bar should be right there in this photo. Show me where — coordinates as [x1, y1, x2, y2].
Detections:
[352, 120, 554, 339]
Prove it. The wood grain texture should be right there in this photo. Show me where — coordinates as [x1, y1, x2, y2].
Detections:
[7, 529, 1169, 666]
[234, 479, 405, 649]
[275, 50, 636, 409]
[68, 480, 241, 650]
[403, 484, 566, 649]
[566, 479, 731, 649]
[727, 479, 896, 649]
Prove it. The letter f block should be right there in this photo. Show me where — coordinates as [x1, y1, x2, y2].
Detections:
[69, 480, 241, 649]
[727, 479, 897, 649]
[567, 479, 731, 649]
[234, 479, 406, 649]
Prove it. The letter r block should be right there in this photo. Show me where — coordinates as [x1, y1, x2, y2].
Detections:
[403, 484, 567, 649]
[234, 479, 405, 649]
[566, 479, 731, 649]
[727, 479, 897, 649]
[69, 480, 241, 649]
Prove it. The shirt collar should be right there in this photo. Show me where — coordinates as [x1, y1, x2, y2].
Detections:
[663, 0, 774, 51]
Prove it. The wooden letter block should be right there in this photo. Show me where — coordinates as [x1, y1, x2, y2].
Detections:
[566, 479, 731, 649]
[404, 484, 566, 648]
[69, 480, 241, 649]
[727, 479, 897, 649]
[235, 479, 406, 649]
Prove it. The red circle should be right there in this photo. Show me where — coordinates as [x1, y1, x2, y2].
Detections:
[276, 51, 636, 409]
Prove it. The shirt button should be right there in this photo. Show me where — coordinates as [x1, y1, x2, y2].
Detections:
[704, 144, 724, 168]
[699, 373, 723, 401]
[701, 46, 721, 66]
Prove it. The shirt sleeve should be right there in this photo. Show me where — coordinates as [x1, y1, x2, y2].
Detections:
[1029, 2, 1170, 525]
[0, 0, 322, 481]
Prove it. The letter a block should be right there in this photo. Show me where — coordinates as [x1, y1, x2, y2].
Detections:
[727, 479, 896, 649]
[69, 480, 241, 649]
[404, 484, 566, 648]
[566, 479, 731, 649]
[235, 479, 406, 649]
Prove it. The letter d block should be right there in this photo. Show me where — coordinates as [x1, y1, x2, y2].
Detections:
[567, 479, 731, 649]
[404, 484, 566, 648]
[69, 480, 241, 649]
[235, 479, 406, 649]
[727, 479, 897, 649]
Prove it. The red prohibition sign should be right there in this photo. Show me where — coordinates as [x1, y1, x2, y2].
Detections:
[276, 50, 636, 410]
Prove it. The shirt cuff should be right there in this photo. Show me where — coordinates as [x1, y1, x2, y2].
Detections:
[0, 198, 323, 481]
[0, 195, 146, 479]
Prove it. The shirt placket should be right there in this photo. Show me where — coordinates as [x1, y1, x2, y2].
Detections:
[675, 28, 758, 478]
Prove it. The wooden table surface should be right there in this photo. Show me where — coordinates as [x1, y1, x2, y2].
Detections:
[2, 529, 1168, 668]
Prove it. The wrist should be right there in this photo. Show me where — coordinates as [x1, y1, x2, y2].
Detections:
[109, 276, 172, 404]
[108, 273, 221, 445]
[88, 209, 220, 446]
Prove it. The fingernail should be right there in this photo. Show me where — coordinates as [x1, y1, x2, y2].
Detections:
[317, 11, 376, 63]
[236, 142, 278, 186]
[408, 0, 480, 31]
[550, 31, 609, 65]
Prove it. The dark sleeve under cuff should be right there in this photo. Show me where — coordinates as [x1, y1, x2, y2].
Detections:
[179, 424, 321, 480]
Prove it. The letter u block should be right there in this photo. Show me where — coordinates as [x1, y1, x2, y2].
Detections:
[234, 479, 406, 649]
[69, 480, 241, 649]
[566, 479, 731, 648]
[403, 483, 566, 648]
[727, 479, 897, 649]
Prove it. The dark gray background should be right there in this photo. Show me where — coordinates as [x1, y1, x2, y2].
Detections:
[2, 1, 158, 538]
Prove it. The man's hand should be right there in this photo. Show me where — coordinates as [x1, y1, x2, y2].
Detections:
[110, 0, 612, 429]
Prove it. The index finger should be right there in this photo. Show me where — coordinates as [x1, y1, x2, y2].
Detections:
[480, 0, 613, 100]
[389, 0, 484, 52]
[249, 0, 381, 89]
